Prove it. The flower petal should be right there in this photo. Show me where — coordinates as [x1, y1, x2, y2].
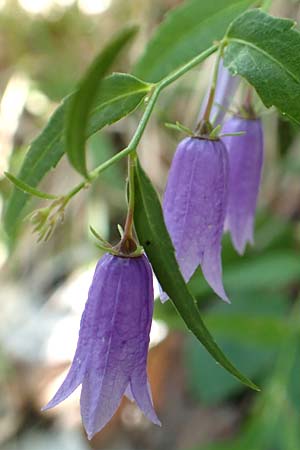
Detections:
[130, 366, 161, 426]
[80, 370, 128, 439]
[42, 350, 88, 411]
[222, 117, 263, 254]
[201, 244, 229, 303]
[42, 254, 114, 411]
[124, 383, 134, 402]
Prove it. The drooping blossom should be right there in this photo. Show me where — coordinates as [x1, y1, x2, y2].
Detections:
[43, 253, 160, 439]
[222, 116, 264, 254]
[199, 59, 240, 126]
[163, 137, 229, 302]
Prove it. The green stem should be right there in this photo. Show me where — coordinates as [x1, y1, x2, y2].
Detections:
[202, 43, 223, 122]
[62, 44, 218, 206]
[158, 44, 218, 90]
[123, 152, 136, 240]
[261, 0, 272, 12]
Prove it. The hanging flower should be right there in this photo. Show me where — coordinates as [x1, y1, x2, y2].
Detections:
[163, 137, 229, 302]
[43, 253, 160, 439]
[222, 115, 264, 254]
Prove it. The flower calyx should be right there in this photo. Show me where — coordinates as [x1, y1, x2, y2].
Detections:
[90, 225, 143, 258]
[195, 119, 224, 141]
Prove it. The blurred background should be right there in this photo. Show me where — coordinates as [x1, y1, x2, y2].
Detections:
[1, 0, 300, 449]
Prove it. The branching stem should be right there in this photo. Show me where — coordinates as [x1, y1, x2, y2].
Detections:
[56, 44, 219, 208]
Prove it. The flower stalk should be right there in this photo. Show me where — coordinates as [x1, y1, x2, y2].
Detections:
[58, 44, 219, 208]
[118, 152, 138, 255]
[202, 44, 224, 123]
[24, 44, 220, 241]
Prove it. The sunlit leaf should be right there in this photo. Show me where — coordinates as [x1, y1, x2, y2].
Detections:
[4, 72, 149, 236]
[65, 26, 139, 177]
[134, 0, 253, 82]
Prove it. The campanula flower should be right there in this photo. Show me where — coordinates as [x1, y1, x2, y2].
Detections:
[43, 253, 160, 439]
[163, 137, 229, 302]
[222, 116, 264, 254]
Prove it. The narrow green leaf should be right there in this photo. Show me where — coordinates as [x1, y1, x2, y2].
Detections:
[133, 0, 253, 82]
[133, 159, 259, 391]
[4, 172, 58, 200]
[66, 26, 138, 177]
[224, 9, 300, 124]
[86, 73, 151, 135]
[4, 73, 149, 236]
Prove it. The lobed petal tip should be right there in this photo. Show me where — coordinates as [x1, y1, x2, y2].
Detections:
[222, 294, 231, 305]
[85, 414, 161, 440]
[231, 230, 254, 256]
[86, 430, 96, 441]
[214, 284, 230, 304]
[41, 398, 60, 412]
[234, 242, 246, 256]
[159, 291, 169, 303]
[153, 416, 162, 427]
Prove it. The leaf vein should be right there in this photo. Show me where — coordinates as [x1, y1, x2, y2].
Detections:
[227, 37, 300, 84]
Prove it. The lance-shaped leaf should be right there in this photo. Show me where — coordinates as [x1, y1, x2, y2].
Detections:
[133, 159, 259, 391]
[4, 172, 58, 200]
[65, 26, 138, 177]
[4, 72, 150, 236]
[133, 0, 253, 82]
[223, 9, 300, 124]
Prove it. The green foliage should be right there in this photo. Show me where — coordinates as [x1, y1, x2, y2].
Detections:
[88, 132, 123, 189]
[4, 101, 66, 237]
[4, 172, 58, 200]
[86, 73, 151, 136]
[186, 325, 300, 450]
[189, 250, 300, 298]
[133, 158, 258, 391]
[224, 9, 300, 124]
[65, 26, 139, 177]
[185, 292, 287, 404]
[4, 73, 150, 236]
[4, 2, 300, 399]
[134, 0, 253, 82]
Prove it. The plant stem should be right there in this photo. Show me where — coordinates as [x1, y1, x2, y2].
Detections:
[202, 44, 223, 122]
[63, 44, 218, 206]
[123, 152, 136, 240]
[261, 0, 272, 12]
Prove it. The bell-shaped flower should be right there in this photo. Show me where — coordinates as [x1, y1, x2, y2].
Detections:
[43, 253, 160, 439]
[163, 137, 229, 302]
[222, 116, 264, 254]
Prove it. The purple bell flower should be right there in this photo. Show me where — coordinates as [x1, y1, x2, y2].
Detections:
[163, 137, 229, 302]
[43, 253, 160, 439]
[222, 116, 264, 254]
[199, 59, 240, 126]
